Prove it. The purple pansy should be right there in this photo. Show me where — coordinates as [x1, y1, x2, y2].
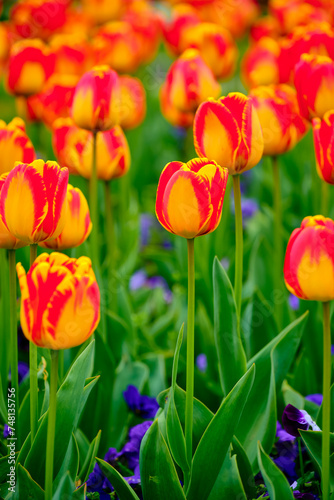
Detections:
[129, 269, 172, 303]
[231, 194, 259, 224]
[123, 385, 159, 419]
[3, 424, 10, 438]
[289, 294, 300, 311]
[305, 394, 323, 407]
[196, 354, 208, 373]
[282, 404, 320, 437]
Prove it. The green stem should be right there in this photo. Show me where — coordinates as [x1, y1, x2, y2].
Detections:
[105, 180, 117, 313]
[321, 181, 329, 217]
[90, 131, 99, 267]
[322, 301, 331, 500]
[29, 244, 38, 445]
[58, 350, 64, 383]
[297, 437, 304, 477]
[272, 156, 283, 330]
[185, 238, 195, 487]
[233, 175, 243, 318]
[45, 350, 59, 500]
[8, 249, 19, 446]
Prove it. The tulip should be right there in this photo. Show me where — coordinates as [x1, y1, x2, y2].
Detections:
[0, 117, 36, 175]
[313, 111, 334, 184]
[162, 4, 200, 56]
[269, 0, 330, 35]
[119, 76, 146, 130]
[40, 184, 92, 250]
[249, 84, 308, 156]
[0, 159, 68, 244]
[241, 37, 281, 89]
[50, 33, 93, 77]
[249, 15, 280, 42]
[161, 49, 220, 116]
[0, 174, 26, 250]
[294, 54, 334, 120]
[7, 39, 55, 97]
[160, 83, 194, 128]
[82, 0, 124, 25]
[71, 65, 121, 132]
[155, 158, 228, 239]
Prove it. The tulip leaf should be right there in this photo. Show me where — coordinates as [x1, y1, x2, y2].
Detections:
[300, 430, 334, 492]
[12, 463, 44, 500]
[213, 257, 247, 396]
[52, 472, 75, 500]
[78, 429, 101, 483]
[53, 433, 80, 492]
[140, 419, 186, 500]
[186, 364, 255, 500]
[207, 446, 247, 500]
[231, 436, 257, 499]
[97, 458, 140, 500]
[257, 442, 294, 500]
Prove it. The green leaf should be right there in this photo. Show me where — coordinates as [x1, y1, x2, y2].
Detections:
[213, 257, 247, 395]
[300, 430, 334, 492]
[231, 436, 257, 499]
[207, 447, 247, 500]
[257, 442, 294, 500]
[78, 430, 101, 483]
[186, 365, 255, 500]
[53, 434, 80, 492]
[97, 458, 140, 500]
[12, 463, 44, 500]
[52, 472, 75, 500]
[140, 420, 186, 500]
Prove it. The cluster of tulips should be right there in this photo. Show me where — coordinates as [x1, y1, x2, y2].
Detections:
[0, 0, 333, 499]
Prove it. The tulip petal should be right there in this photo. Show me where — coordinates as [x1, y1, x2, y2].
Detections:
[39, 161, 68, 240]
[155, 161, 183, 233]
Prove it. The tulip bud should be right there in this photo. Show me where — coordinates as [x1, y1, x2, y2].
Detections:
[312, 111, 334, 184]
[162, 4, 200, 56]
[249, 84, 308, 156]
[0, 174, 27, 249]
[0, 117, 36, 175]
[119, 76, 146, 130]
[241, 37, 281, 89]
[0, 159, 68, 244]
[17, 252, 100, 349]
[82, 0, 124, 25]
[7, 39, 55, 97]
[194, 92, 264, 175]
[156, 158, 228, 239]
[71, 66, 121, 132]
[160, 84, 194, 129]
[50, 33, 93, 77]
[284, 216, 334, 301]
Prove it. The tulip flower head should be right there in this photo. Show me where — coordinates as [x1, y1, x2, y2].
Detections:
[17, 252, 100, 350]
[241, 37, 281, 89]
[40, 184, 92, 250]
[313, 111, 334, 184]
[0, 117, 36, 175]
[156, 158, 228, 239]
[0, 174, 26, 249]
[0, 159, 68, 244]
[119, 76, 146, 130]
[284, 216, 334, 301]
[71, 66, 121, 132]
[249, 84, 308, 156]
[194, 92, 264, 175]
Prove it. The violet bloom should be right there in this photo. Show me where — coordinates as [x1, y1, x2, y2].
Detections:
[282, 404, 320, 437]
[274, 422, 298, 480]
[140, 213, 154, 247]
[129, 269, 172, 303]
[305, 394, 323, 406]
[123, 385, 159, 419]
[231, 195, 259, 225]
[196, 354, 208, 373]
[121, 421, 153, 471]
[3, 424, 10, 438]
[289, 294, 300, 311]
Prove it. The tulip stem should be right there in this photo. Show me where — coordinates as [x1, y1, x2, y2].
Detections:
[90, 131, 99, 267]
[321, 181, 329, 217]
[8, 249, 19, 447]
[272, 156, 283, 330]
[29, 244, 38, 445]
[322, 301, 331, 500]
[185, 238, 195, 486]
[45, 349, 59, 500]
[233, 175, 243, 318]
[104, 180, 117, 313]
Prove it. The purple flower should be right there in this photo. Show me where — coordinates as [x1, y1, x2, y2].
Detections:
[220, 257, 230, 270]
[121, 421, 152, 471]
[18, 361, 29, 384]
[86, 463, 110, 500]
[231, 194, 259, 223]
[282, 404, 320, 437]
[123, 385, 159, 419]
[289, 294, 300, 311]
[293, 493, 318, 499]
[305, 394, 323, 406]
[331, 345, 334, 356]
[129, 270, 147, 291]
[140, 213, 154, 247]
[129, 269, 172, 303]
[3, 424, 10, 438]
[276, 421, 295, 442]
[196, 354, 208, 373]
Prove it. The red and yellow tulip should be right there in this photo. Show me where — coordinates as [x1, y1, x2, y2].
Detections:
[17, 252, 100, 349]
[82, 0, 124, 25]
[156, 158, 228, 239]
[162, 4, 200, 56]
[194, 92, 264, 175]
[0, 117, 36, 175]
[71, 65, 121, 132]
[119, 76, 146, 130]
[284, 216, 334, 301]
[0, 159, 68, 244]
[160, 84, 194, 129]
[312, 111, 334, 185]
[50, 33, 93, 77]
[249, 84, 308, 156]
[0, 174, 26, 250]
[241, 37, 281, 89]
[40, 184, 92, 250]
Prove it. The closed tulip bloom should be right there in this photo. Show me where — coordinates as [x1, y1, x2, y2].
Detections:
[7, 39, 55, 96]
[312, 111, 334, 184]
[249, 15, 280, 42]
[156, 158, 228, 238]
[249, 84, 308, 156]
[0, 117, 36, 175]
[284, 216, 334, 301]
[294, 54, 334, 120]
[269, 0, 331, 35]
[50, 33, 93, 77]
[71, 66, 121, 132]
[241, 37, 281, 89]
[0, 174, 26, 249]
[17, 252, 100, 349]
[40, 184, 92, 250]
[82, 0, 124, 25]
[119, 76, 146, 130]
[162, 4, 200, 56]
[194, 92, 264, 175]
[160, 83, 194, 128]
[0, 159, 68, 244]
[161, 49, 221, 114]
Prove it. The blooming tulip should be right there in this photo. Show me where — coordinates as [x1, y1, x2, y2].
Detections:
[0, 159, 68, 244]
[284, 216, 334, 301]
[156, 158, 228, 239]
[7, 39, 55, 97]
[313, 111, 334, 184]
[294, 54, 334, 120]
[249, 84, 308, 156]
[16, 252, 100, 349]
[0, 117, 36, 175]
[194, 92, 264, 175]
[52, 118, 130, 181]
[40, 184, 92, 250]
[71, 66, 121, 132]
[119, 76, 146, 130]
[0, 174, 26, 249]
